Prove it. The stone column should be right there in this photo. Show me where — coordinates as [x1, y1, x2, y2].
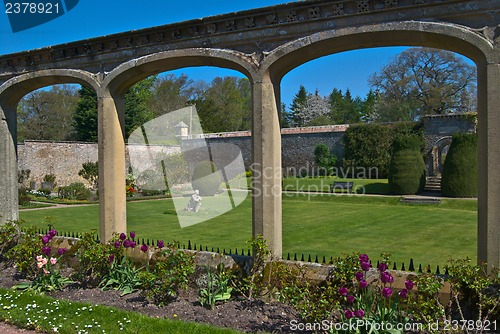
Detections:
[477, 62, 500, 270]
[98, 90, 127, 242]
[0, 102, 18, 224]
[252, 74, 282, 259]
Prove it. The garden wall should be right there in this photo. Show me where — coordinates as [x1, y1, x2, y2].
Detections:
[17, 115, 474, 188]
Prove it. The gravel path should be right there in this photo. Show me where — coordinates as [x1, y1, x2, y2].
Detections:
[0, 322, 42, 333]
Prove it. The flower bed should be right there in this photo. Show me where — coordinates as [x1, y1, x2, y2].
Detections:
[0, 221, 498, 333]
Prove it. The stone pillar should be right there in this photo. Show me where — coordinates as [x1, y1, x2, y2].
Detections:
[98, 91, 127, 242]
[252, 74, 282, 259]
[0, 103, 18, 224]
[477, 62, 500, 270]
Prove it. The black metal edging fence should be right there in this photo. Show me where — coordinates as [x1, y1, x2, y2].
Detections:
[35, 228, 448, 275]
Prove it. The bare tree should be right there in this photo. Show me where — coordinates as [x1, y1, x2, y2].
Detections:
[369, 47, 476, 121]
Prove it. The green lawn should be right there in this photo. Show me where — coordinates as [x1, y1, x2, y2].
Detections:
[19, 194, 477, 268]
[0, 289, 242, 334]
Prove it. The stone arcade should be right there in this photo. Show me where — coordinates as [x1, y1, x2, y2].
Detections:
[0, 0, 499, 268]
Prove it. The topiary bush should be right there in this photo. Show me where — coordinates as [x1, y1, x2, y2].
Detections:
[191, 160, 221, 196]
[388, 134, 426, 195]
[441, 133, 477, 197]
[57, 182, 92, 201]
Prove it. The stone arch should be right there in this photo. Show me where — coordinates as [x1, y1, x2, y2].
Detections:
[95, 48, 259, 242]
[102, 48, 258, 95]
[0, 69, 100, 224]
[255, 21, 495, 264]
[261, 21, 494, 81]
[430, 136, 453, 176]
[0, 69, 100, 107]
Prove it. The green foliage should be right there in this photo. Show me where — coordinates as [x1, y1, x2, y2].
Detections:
[100, 256, 142, 296]
[196, 77, 252, 132]
[17, 85, 79, 141]
[369, 47, 477, 121]
[78, 161, 98, 189]
[290, 85, 308, 127]
[139, 242, 195, 305]
[42, 173, 56, 184]
[57, 182, 92, 201]
[273, 262, 340, 322]
[408, 274, 445, 325]
[6, 225, 43, 278]
[238, 235, 271, 300]
[343, 122, 423, 178]
[198, 264, 233, 309]
[72, 85, 98, 142]
[329, 88, 362, 124]
[191, 160, 221, 196]
[0, 220, 22, 262]
[446, 258, 499, 322]
[70, 231, 122, 287]
[388, 134, 426, 195]
[125, 76, 156, 137]
[343, 124, 392, 178]
[441, 133, 478, 197]
[314, 143, 337, 176]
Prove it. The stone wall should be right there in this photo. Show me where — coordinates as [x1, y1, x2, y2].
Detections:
[17, 117, 473, 188]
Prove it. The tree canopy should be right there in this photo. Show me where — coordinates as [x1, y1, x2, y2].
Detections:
[368, 47, 476, 121]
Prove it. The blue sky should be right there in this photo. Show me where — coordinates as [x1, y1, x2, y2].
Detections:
[0, 1, 423, 106]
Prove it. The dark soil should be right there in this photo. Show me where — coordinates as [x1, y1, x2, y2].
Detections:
[0, 265, 305, 334]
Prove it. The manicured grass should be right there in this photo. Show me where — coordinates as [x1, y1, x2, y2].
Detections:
[0, 288, 242, 334]
[19, 194, 477, 268]
[282, 176, 389, 194]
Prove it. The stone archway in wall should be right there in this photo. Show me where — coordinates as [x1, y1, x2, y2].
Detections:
[259, 21, 498, 266]
[0, 70, 100, 224]
[430, 136, 453, 177]
[98, 49, 259, 242]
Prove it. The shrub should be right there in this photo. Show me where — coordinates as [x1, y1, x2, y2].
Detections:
[441, 133, 477, 197]
[78, 161, 98, 189]
[58, 182, 92, 201]
[388, 134, 426, 195]
[191, 160, 221, 196]
[343, 122, 423, 178]
[138, 242, 195, 305]
[70, 231, 122, 287]
[314, 143, 337, 176]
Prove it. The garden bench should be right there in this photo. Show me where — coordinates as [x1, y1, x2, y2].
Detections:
[330, 181, 354, 193]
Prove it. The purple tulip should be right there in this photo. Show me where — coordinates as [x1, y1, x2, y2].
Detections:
[378, 263, 388, 272]
[119, 233, 126, 240]
[359, 280, 368, 289]
[140, 244, 148, 253]
[355, 271, 364, 281]
[129, 231, 136, 239]
[41, 235, 50, 245]
[42, 246, 51, 256]
[359, 254, 369, 263]
[382, 287, 393, 298]
[48, 229, 57, 238]
[344, 310, 354, 319]
[405, 280, 415, 290]
[108, 254, 115, 263]
[361, 261, 371, 272]
[338, 287, 348, 296]
[399, 288, 408, 298]
[114, 241, 121, 249]
[380, 272, 394, 284]
[130, 241, 136, 248]
[123, 239, 131, 248]
[157, 240, 164, 249]
[354, 309, 365, 319]
[347, 295, 355, 304]
[57, 248, 66, 256]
